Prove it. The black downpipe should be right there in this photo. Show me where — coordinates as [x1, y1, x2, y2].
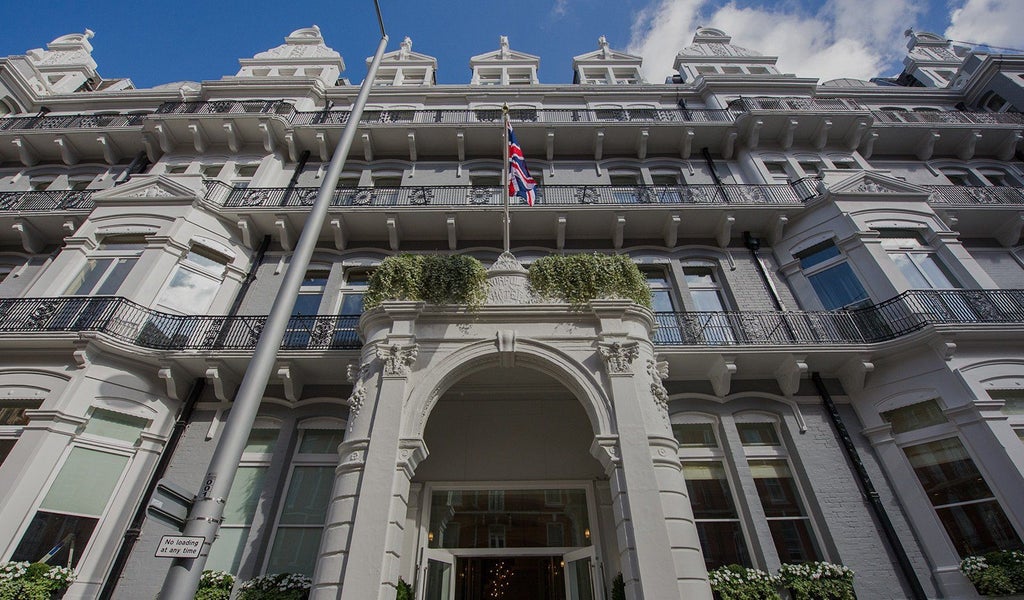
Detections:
[113, 151, 150, 186]
[228, 235, 272, 316]
[701, 147, 723, 186]
[811, 373, 929, 600]
[281, 150, 311, 206]
[743, 232, 784, 311]
[99, 379, 206, 600]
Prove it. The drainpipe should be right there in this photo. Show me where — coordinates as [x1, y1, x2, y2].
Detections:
[743, 232, 785, 311]
[810, 373, 929, 600]
[98, 379, 205, 600]
[113, 151, 151, 186]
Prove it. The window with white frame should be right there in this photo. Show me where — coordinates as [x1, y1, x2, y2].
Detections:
[285, 269, 330, 348]
[672, 415, 752, 569]
[65, 235, 146, 296]
[737, 416, 823, 563]
[794, 239, 870, 310]
[683, 266, 735, 344]
[875, 229, 959, 289]
[988, 390, 1024, 444]
[206, 427, 277, 574]
[643, 266, 676, 313]
[155, 245, 231, 314]
[232, 164, 259, 188]
[11, 408, 147, 568]
[265, 426, 345, 575]
[879, 398, 1024, 557]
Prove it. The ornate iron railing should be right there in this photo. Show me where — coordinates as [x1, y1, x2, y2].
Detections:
[0, 296, 361, 350]
[926, 185, 1024, 206]
[871, 110, 1024, 125]
[0, 113, 146, 132]
[653, 289, 1024, 345]
[0, 189, 96, 212]
[154, 100, 297, 117]
[207, 182, 802, 208]
[290, 106, 735, 125]
[729, 97, 868, 112]
[1, 290, 1021, 351]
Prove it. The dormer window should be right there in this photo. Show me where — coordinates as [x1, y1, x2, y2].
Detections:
[612, 69, 638, 84]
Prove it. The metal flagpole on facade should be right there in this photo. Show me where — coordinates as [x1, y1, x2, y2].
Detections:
[157, 4, 389, 599]
[502, 103, 510, 253]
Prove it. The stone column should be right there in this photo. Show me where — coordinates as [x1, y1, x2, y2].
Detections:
[312, 303, 421, 600]
[592, 300, 711, 600]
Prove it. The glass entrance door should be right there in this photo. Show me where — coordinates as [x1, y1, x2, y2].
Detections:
[422, 548, 455, 600]
[563, 548, 598, 600]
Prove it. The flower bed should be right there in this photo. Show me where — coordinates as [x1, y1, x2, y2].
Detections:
[778, 562, 855, 600]
[708, 565, 781, 600]
[237, 573, 312, 600]
[961, 551, 1024, 596]
[0, 562, 75, 600]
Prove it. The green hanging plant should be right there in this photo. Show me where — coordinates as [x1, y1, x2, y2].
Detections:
[396, 577, 414, 600]
[527, 253, 651, 308]
[364, 254, 488, 310]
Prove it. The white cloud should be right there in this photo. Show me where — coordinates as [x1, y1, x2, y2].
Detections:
[552, 0, 569, 18]
[945, 0, 1024, 49]
[627, 0, 919, 83]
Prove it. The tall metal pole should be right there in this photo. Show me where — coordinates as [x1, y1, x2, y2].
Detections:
[157, 6, 388, 599]
[501, 103, 510, 253]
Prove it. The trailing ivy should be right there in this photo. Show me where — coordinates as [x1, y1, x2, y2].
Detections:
[527, 253, 651, 308]
[364, 254, 488, 310]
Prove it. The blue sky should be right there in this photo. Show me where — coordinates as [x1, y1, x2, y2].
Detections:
[0, 0, 1020, 88]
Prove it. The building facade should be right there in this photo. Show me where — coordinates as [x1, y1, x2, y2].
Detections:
[1, 24, 1023, 600]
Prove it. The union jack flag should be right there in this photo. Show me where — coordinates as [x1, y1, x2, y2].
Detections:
[507, 122, 537, 206]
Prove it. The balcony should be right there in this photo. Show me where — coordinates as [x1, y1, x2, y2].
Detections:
[0, 189, 96, 212]
[653, 289, 1024, 345]
[207, 182, 802, 209]
[0, 296, 360, 351]
[1, 290, 1019, 353]
[0, 113, 146, 132]
[291, 106, 734, 126]
[926, 185, 1024, 206]
[154, 100, 297, 117]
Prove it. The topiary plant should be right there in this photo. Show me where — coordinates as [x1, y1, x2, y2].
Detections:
[363, 254, 488, 310]
[527, 253, 651, 308]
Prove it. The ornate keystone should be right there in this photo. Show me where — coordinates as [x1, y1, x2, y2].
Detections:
[376, 342, 418, 376]
[486, 251, 536, 305]
[598, 341, 639, 374]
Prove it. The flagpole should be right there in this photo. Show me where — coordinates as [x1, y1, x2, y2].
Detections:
[502, 103, 510, 254]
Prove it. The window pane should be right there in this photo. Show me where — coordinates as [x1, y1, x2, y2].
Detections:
[67, 258, 113, 295]
[905, 438, 995, 505]
[936, 500, 1023, 557]
[807, 263, 869, 309]
[279, 466, 333, 525]
[206, 526, 250, 574]
[292, 293, 323, 316]
[916, 255, 957, 288]
[651, 290, 675, 312]
[672, 423, 717, 448]
[881, 400, 947, 434]
[994, 392, 1024, 415]
[299, 429, 345, 454]
[796, 241, 840, 268]
[95, 258, 138, 295]
[244, 429, 278, 454]
[40, 447, 129, 516]
[737, 422, 780, 446]
[0, 402, 37, 425]
[339, 293, 365, 315]
[11, 511, 98, 568]
[691, 290, 725, 312]
[750, 460, 807, 518]
[683, 267, 716, 286]
[428, 489, 589, 549]
[767, 518, 820, 563]
[304, 270, 330, 287]
[222, 466, 268, 524]
[83, 409, 148, 443]
[267, 527, 324, 576]
[683, 463, 738, 518]
[891, 254, 931, 288]
[159, 267, 220, 313]
[697, 521, 751, 569]
[0, 439, 15, 466]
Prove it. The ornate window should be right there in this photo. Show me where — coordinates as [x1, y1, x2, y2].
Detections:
[155, 244, 231, 314]
[284, 269, 330, 348]
[794, 239, 869, 309]
[65, 235, 146, 296]
[875, 229, 958, 289]
[682, 266, 734, 344]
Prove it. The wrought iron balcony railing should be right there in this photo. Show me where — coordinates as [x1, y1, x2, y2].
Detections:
[0, 113, 146, 132]
[1, 290, 1021, 352]
[729, 97, 868, 112]
[206, 182, 802, 208]
[926, 185, 1024, 206]
[291, 106, 735, 126]
[0, 189, 96, 212]
[653, 289, 1024, 345]
[154, 100, 297, 117]
[0, 296, 360, 350]
[871, 110, 1024, 126]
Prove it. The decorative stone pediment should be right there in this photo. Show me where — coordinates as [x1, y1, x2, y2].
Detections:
[90, 175, 203, 204]
[827, 172, 931, 199]
[486, 252, 537, 305]
[470, 36, 541, 64]
[378, 37, 437, 67]
[235, 25, 344, 87]
[573, 36, 642, 64]
[573, 36, 643, 84]
[369, 37, 437, 87]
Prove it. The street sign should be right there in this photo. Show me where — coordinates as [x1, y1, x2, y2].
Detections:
[155, 535, 204, 559]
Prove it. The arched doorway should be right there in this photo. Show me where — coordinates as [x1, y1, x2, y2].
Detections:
[411, 365, 609, 600]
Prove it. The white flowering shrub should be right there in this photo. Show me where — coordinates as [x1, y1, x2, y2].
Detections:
[0, 561, 75, 600]
[195, 569, 235, 600]
[238, 573, 312, 600]
[707, 565, 782, 600]
[960, 551, 1024, 596]
[778, 561, 855, 600]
